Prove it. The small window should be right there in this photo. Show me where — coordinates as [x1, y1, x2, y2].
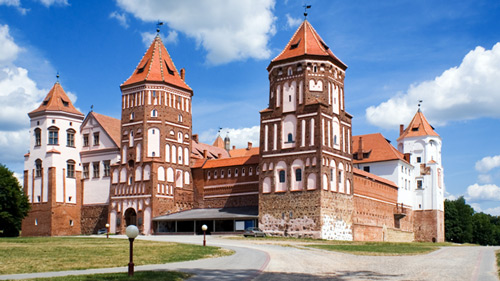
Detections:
[151, 109, 158, 117]
[68, 196, 72, 202]
[37, 195, 41, 202]
[67, 160, 75, 178]
[35, 218, 38, 226]
[129, 176, 133, 185]
[287, 133, 293, 143]
[83, 134, 89, 147]
[249, 167, 253, 175]
[34, 128, 41, 147]
[221, 170, 225, 178]
[178, 114, 183, 122]
[313, 65, 318, 73]
[242, 168, 246, 176]
[363, 166, 370, 173]
[130, 112, 135, 120]
[83, 163, 89, 179]
[35, 159, 42, 177]
[103, 161, 110, 177]
[279, 170, 286, 183]
[207, 171, 211, 180]
[152, 90, 156, 98]
[295, 168, 302, 182]
[287, 67, 293, 76]
[69, 220, 73, 226]
[338, 171, 342, 183]
[416, 157, 421, 163]
[67, 129, 75, 147]
[214, 170, 218, 178]
[48, 127, 59, 145]
[417, 180, 423, 189]
[235, 169, 239, 177]
[93, 162, 100, 178]
[93, 132, 99, 146]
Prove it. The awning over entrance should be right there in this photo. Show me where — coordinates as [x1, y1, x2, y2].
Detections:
[152, 207, 258, 235]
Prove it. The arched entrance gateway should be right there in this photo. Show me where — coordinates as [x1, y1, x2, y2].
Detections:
[124, 208, 137, 226]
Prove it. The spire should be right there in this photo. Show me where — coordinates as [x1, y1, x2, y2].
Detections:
[269, 20, 346, 70]
[397, 110, 439, 141]
[29, 82, 83, 117]
[121, 35, 192, 91]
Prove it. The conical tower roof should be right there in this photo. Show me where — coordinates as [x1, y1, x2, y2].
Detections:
[397, 110, 439, 141]
[212, 135, 225, 149]
[121, 35, 192, 92]
[269, 20, 346, 70]
[29, 82, 83, 117]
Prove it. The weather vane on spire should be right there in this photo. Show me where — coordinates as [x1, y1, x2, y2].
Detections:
[418, 100, 423, 112]
[156, 21, 164, 33]
[218, 127, 222, 135]
[56, 72, 60, 82]
[303, 4, 311, 18]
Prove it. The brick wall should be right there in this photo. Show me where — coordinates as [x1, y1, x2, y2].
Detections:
[413, 210, 444, 242]
[81, 204, 109, 234]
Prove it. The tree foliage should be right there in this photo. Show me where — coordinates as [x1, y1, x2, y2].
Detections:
[0, 164, 30, 237]
[445, 196, 500, 245]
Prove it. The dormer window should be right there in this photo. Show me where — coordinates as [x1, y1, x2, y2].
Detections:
[43, 99, 50, 105]
[61, 99, 69, 107]
[136, 59, 149, 74]
[165, 60, 175, 75]
[290, 39, 301, 50]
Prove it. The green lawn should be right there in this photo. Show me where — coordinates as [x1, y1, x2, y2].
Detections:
[0, 237, 232, 275]
[19, 271, 190, 281]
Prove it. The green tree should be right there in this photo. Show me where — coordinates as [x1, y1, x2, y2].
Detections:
[472, 212, 496, 245]
[445, 197, 473, 243]
[0, 164, 30, 237]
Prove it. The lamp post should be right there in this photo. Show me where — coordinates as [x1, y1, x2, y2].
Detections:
[201, 224, 208, 246]
[125, 225, 139, 276]
[105, 223, 110, 239]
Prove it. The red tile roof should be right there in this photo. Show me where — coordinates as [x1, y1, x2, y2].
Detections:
[397, 110, 439, 141]
[121, 35, 192, 92]
[353, 168, 398, 188]
[199, 155, 259, 169]
[212, 136, 225, 149]
[352, 133, 407, 164]
[229, 147, 259, 157]
[29, 82, 83, 117]
[89, 112, 121, 147]
[191, 140, 230, 160]
[270, 20, 346, 69]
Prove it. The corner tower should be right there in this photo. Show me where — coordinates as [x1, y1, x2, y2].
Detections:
[109, 34, 194, 235]
[259, 20, 354, 240]
[397, 109, 445, 242]
[22, 82, 85, 236]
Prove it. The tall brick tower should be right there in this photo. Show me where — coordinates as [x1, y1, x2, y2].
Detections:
[109, 33, 194, 235]
[22, 82, 85, 236]
[397, 109, 445, 242]
[258, 20, 354, 240]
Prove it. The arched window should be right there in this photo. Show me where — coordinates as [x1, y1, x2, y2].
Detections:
[295, 168, 302, 182]
[66, 160, 75, 178]
[151, 109, 158, 117]
[35, 159, 42, 177]
[279, 170, 286, 183]
[287, 67, 293, 76]
[34, 128, 41, 147]
[48, 126, 59, 145]
[313, 65, 317, 73]
[287, 133, 293, 143]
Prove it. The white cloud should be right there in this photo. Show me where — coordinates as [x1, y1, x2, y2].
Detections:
[466, 183, 500, 201]
[475, 155, 500, 173]
[483, 206, 500, 216]
[0, 25, 21, 64]
[142, 30, 178, 46]
[164, 30, 178, 45]
[37, 0, 68, 7]
[444, 191, 457, 201]
[199, 126, 260, 149]
[109, 11, 129, 28]
[366, 43, 500, 129]
[477, 174, 492, 184]
[0, 0, 28, 14]
[285, 13, 301, 29]
[116, 0, 277, 64]
[141, 32, 156, 47]
[469, 203, 482, 213]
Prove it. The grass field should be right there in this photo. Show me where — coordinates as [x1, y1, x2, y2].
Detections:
[0, 237, 231, 275]
[20, 271, 190, 281]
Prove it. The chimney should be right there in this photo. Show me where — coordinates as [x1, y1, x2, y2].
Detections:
[247, 142, 252, 150]
[404, 153, 411, 162]
[399, 124, 404, 136]
[217, 153, 222, 158]
[192, 134, 199, 143]
[203, 149, 207, 158]
[232, 145, 236, 150]
[358, 137, 363, 160]
[180, 68, 185, 81]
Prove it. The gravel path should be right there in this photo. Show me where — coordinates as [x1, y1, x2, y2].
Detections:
[0, 235, 498, 281]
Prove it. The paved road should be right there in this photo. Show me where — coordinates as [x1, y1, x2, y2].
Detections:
[0, 235, 498, 281]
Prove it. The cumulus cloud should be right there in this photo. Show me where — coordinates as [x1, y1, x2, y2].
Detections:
[116, 0, 277, 64]
[477, 174, 492, 184]
[0, 25, 21, 63]
[466, 183, 500, 201]
[475, 155, 500, 173]
[109, 11, 129, 28]
[285, 13, 301, 29]
[164, 30, 178, 45]
[0, 0, 28, 14]
[366, 43, 500, 129]
[142, 30, 178, 46]
[483, 206, 500, 216]
[199, 126, 260, 149]
[37, 0, 68, 7]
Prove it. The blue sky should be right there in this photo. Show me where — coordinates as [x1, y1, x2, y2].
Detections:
[1, 0, 500, 215]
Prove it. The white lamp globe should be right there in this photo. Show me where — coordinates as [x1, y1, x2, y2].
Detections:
[126, 225, 139, 239]
[105, 223, 110, 228]
[201, 224, 208, 231]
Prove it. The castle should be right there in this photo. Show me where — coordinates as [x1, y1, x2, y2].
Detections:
[21, 19, 445, 242]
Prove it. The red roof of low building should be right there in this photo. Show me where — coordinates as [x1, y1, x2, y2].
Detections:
[397, 110, 439, 141]
[191, 140, 230, 160]
[270, 20, 346, 69]
[353, 168, 398, 188]
[121, 35, 192, 92]
[29, 82, 83, 117]
[229, 147, 259, 157]
[352, 133, 407, 164]
[200, 155, 259, 169]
